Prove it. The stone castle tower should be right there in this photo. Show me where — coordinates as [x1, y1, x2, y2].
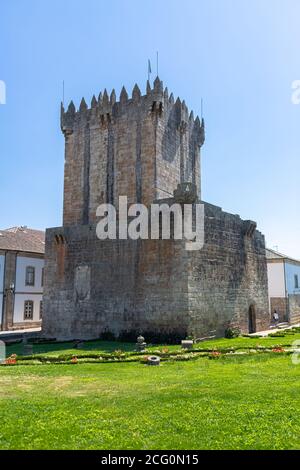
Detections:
[61, 77, 204, 226]
[43, 78, 270, 340]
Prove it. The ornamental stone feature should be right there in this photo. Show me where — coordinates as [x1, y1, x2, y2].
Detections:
[181, 340, 194, 350]
[136, 335, 147, 352]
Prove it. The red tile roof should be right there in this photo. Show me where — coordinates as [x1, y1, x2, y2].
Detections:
[0, 226, 45, 254]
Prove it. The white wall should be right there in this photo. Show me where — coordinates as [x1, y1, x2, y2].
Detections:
[13, 293, 43, 323]
[285, 262, 300, 295]
[0, 255, 5, 326]
[14, 255, 44, 324]
[267, 261, 286, 298]
[15, 256, 44, 293]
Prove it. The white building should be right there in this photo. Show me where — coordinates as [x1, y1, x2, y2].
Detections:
[0, 226, 45, 331]
[266, 248, 300, 325]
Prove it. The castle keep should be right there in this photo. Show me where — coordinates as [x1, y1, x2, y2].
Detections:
[43, 78, 270, 340]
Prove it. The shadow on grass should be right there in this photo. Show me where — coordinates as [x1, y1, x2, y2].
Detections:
[6, 340, 137, 358]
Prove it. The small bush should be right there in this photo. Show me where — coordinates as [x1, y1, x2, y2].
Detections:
[114, 350, 126, 358]
[225, 327, 241, 339]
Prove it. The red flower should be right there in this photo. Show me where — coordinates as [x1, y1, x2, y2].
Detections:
[272, 347, 285, 353]
[5, 357, 17, 365]
[211, 351, 221, 358]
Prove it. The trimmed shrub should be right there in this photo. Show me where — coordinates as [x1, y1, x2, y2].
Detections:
[118, 329, 185, 345]
[225, 327, 241, 339]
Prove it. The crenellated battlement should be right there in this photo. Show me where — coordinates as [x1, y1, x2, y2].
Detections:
[61, 77, 205, 227]
[61, 77, 205, 146]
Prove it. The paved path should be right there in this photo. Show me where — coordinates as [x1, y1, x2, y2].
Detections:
[0, 327, 41, 336]
[0, 328, 41, 342]
[251, 323, 300, 337]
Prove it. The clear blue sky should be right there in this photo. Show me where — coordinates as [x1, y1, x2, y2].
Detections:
[1, 0, 299, 257]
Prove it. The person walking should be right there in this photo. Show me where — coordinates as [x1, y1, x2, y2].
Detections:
[273, 310, 279, 324]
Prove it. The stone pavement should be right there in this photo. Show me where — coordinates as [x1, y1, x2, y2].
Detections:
[0, 327, 41, 336]
[251, 323, 300, 337]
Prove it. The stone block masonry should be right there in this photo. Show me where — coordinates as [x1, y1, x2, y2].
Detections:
[270, 298, 288, 323]
[43, 77, 270, 340]
[61, 78, 204, 226]
[288, 295, 300, 325]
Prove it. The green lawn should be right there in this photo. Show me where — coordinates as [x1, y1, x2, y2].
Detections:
[0, 354, 300, 450]
[5, 327, 300, 360]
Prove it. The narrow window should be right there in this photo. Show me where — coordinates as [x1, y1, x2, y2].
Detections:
[39, 300, 43, 319]
[25, 266, 35, 286]
[295, 274, 299, 289]
[24, 300, 34, 320]
[41, 267, 44, 287]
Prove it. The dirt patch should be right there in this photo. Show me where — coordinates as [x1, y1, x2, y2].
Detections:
[52, 376, 74, 391]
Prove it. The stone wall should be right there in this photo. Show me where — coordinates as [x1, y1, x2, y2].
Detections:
[43, 201, 270, 340]
[43, 226, 189, 340]
[270, 297, 288, 323]
[188, 203, 270, 336]
[289, 294, 300, 325]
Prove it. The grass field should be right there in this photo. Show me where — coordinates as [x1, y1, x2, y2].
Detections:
[1, 333, 300, 449]
[5, 328, 300, 359]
